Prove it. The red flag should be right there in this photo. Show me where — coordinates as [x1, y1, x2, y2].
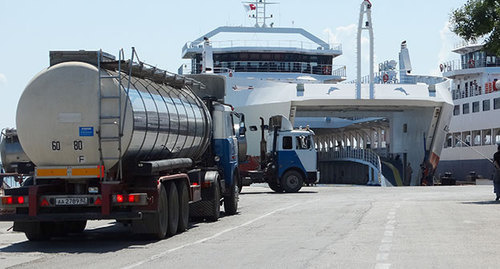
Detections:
[249, 4, 256, 10]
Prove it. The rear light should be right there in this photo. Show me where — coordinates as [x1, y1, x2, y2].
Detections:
[192, 182, 199, 186]
[201, 181, 212, 188]
[1, 196, 27, 205]
[112, 194, 145, 205]
[94, 197, 102, 205]
[128, 194, 139, 203]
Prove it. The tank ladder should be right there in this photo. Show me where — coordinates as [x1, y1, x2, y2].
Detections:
[97, 49, 128, 181]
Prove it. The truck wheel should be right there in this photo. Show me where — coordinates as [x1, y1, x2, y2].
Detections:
[166, 182, 179, 237]
[224, 170, 239, 215]
[281, 170, 304, 193]
[177, 181, 189, 233]
[268, 181, 284, 193]
[131, 185, 168, 239]
[24, 222, 51, 241]
[207, 181, 221, 221]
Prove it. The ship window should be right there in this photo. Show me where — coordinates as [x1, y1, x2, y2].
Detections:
[462, 132, 471, 146]
[462, 103, 470, 114]
[445, 133, 452, 148]
[494, 98, 500, 109]
[472, 130, 481, 146]
[453, 105, 460, 116]
[483, 99, 490, 111]
[495, 128, 500, 144]
[283, 136, 293, 150]
[482, 129, 492, 145]
[472, 101, 480, 113]
[453, 133, 461, 147]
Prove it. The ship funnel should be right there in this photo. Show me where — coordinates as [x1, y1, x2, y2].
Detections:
[399, 41, 412, 74]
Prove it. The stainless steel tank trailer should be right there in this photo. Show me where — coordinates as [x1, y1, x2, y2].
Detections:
[0, 49, 246, 241]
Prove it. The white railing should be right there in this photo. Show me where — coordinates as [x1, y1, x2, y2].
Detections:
[318, 148, 382, 185]
[184, 40, 342, 52]
[188, 61, 346, 77]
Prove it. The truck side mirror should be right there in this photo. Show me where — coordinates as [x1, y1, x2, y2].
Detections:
[249, 126, 258, 131]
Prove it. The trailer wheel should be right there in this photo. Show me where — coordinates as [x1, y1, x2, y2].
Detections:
[268, 181, 284, 193]
[24, 222, 51, 241]
[132, 184, 168, 239]
[281, 170, 304, 193]
[177, 181, 189, 233]
[224, 170, 239, 215]
[166, 182, 179, 237]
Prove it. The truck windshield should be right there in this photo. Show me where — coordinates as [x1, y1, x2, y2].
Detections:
[296, 135, 311, 149]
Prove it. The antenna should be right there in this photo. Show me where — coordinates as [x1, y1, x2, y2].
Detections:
[356, 0, 374, 99]
[242, 0, 278, 28]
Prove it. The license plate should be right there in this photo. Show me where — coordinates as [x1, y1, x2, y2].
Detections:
[55, 197, 88, 206]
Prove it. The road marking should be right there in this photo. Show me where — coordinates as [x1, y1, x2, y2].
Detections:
[123, 200, 316, 269]
[375, 203, 400, 269]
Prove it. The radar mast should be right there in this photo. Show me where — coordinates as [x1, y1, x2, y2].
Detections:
[242, 0, 278, 28]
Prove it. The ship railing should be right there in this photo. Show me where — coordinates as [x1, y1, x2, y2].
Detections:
[190, 61, 346, 76]
[440, 58, 500, 72]
[184, 40, 342, 52]
[317, 147, 382, 185]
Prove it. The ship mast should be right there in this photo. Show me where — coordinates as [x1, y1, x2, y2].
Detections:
[356, 0, 375, 99]
[243, 0, 278, 28]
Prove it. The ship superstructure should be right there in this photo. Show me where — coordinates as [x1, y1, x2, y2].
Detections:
[437, 42, 500, 180]
[181, 0, 453, 186]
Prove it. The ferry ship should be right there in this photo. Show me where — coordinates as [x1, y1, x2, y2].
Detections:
[179, 0, 453, 186]
[437, 42, 500, 181]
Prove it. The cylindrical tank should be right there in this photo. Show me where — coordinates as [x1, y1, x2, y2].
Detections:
[0, 129, 30, 173]
[16, 61, 212, 173]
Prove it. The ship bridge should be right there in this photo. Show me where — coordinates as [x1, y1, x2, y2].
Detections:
[180, 26, 346, 82]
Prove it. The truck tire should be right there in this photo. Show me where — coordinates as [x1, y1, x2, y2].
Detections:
[206, 181, 220, 221]
[224, 170, 239, 215]
[24, 222, 51, 241]
[166, 182, 179, 237]
[268, 181, 284, 193]
[281, 170, 304, 193]
[133, 185, 168, 239]
[177, 181, 189, 233]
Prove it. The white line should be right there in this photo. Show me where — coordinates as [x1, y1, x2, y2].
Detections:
[123, 200, 316, 269]
[375, 263, 391, 269]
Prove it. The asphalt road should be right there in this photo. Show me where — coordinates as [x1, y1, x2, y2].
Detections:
[1, 184, 500, 269]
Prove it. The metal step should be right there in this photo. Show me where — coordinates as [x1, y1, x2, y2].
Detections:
[101, 95, 121, 99]
[102, 157, 120, 160]
[100, 116, 120, 120]
[100, 137, 120, 141]
[100, 75, 120, 79]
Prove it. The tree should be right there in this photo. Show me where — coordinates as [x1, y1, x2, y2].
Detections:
[450, 0, 500, 55]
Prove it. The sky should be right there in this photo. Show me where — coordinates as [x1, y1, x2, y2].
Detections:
[0, 0, 467, 129]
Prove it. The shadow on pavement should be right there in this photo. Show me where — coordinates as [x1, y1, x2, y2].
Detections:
[461, 200, 500, 205]
[240, 191, 318, 195]
[0, 221, 203, 254]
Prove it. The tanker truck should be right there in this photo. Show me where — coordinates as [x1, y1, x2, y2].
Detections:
[0, 49, 244, 241]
